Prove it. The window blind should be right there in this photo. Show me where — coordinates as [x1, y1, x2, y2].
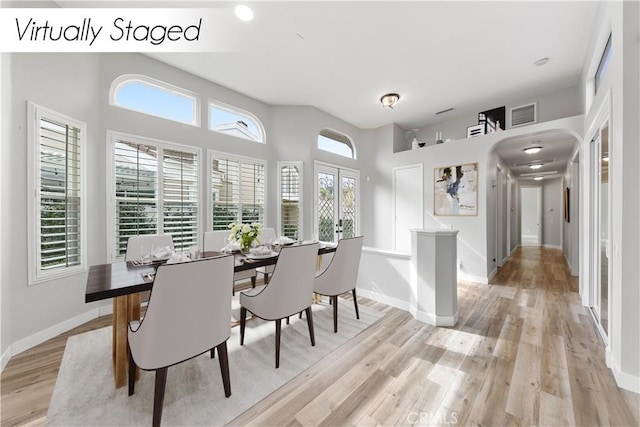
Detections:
[211, 155, 265, 229]
[111, 135, 199, 258]
[38, 116, 82, 271]
[279, 164, 301, 239]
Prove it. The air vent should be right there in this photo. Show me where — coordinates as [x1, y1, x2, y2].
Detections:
[510, 103, 537, 127]
[436, 107, 454, 115]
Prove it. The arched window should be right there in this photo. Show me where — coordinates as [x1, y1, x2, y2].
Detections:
[110, 74, 199, 126]
[317, 129, 355, 159]
[209, 100, 265, 143]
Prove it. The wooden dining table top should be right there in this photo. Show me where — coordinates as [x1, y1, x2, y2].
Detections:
[85, 245, 336, 303]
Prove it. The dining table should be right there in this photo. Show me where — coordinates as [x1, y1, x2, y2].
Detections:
[85, 244, 337, 389]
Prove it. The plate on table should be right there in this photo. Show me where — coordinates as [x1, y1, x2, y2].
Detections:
[246, 251, 278, 260]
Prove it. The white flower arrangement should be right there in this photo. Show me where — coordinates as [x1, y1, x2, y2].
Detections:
[228, 222, 262, 251]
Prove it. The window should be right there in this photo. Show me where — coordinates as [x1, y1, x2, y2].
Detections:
[210, 152, 265, 230]
[110, 75, 199, 126]
[595, 33, 612, 94]
[278, 162, 303, 239]
[208, 100, 265, 143]
[28, 103, 86, 284]
[317, 129, 355, 159]
[109, 132, 200, 259]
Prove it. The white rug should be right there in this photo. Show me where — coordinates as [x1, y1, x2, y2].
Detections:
[46, 298, 382, 426]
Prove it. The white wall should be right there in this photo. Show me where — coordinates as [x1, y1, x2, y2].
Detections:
[510, 177, 520, 252]
[521, 187, 539, 242]
[1, 53, 10, 361]
[414, 85, 582, 146]
[562, 152, 580, 276]
[580, 1, 640, 390]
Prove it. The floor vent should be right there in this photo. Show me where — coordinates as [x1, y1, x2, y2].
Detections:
[510, 103, 537, 127]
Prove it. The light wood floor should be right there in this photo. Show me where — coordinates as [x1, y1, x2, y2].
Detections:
[2, 247, 638, 426]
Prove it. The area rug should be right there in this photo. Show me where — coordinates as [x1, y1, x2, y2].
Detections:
[46, 298, 382, 426]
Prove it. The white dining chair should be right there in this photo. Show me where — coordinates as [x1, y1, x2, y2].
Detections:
[313, 236, 364, 333]
[255, 227, 277, 283]
[239, 243, 319, 368]
[127, 255, 234, 427]
[125, 234, 174, 262]
[204, 230, 257, 294]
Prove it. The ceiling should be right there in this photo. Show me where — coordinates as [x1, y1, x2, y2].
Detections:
[144, 1, 600, 130]
[492, 130, 579, 181]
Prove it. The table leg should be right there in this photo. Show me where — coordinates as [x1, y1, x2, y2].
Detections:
[112, 293, 141, 388]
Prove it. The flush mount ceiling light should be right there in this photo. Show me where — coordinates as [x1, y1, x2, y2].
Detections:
[524, 146, 542, 154]
[235, 5, 254, 21]
[529, 164, 543, 170]
[380, 93, 400, 109]
[534, 177, 544, 181]
[603, 156, 610, 162]
[534, 57, 550, 67]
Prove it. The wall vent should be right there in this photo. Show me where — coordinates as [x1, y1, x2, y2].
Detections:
[510, 102, 537, 127]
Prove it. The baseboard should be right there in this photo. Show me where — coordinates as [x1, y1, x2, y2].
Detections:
[487, 268, 498, 283]
[563, 253, 571, 269]
[511, 245, 519, 256]
[356, 288, 410, 312]
[1, 345, 11, 373]
[501, 255, 509, 265]
[543, 244, 562, 250]
[611, 359, 640, 393]
[11, 308, 101, 356]
[457, 270, 489, 284]
[413, 309, 458, 327]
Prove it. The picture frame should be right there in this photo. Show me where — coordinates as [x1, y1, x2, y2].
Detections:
[478, 106, 506, 133]
[434, 162, 478, 216]
[467, 124, 485, 138]
[564, 187, 570, 222]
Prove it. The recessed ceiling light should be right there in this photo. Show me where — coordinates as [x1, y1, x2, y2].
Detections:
[535, 57, 549, 67]
[524, 146, 542, 154]
[235, 5, 254, 22]
[529, 164, 543, 170]
[534, 177, 544, 181]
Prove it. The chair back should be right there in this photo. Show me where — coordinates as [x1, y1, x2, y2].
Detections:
[315, 236, 364, 295]
[125, 234, 174, 261]
[203, 230, 231, 251]
[128, 255, 234, 370]
[259, 227, 277, 244]
[253, 243, 319, 320]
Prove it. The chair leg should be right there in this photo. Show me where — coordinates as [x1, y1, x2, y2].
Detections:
[251, 276, 256, 288]
[232, 283, 235, 297]
[240, 307, 247, 346]
[152, 367, 168, 427]
[299, 311, 303, 319]
[306, 307, 315, 346]
[128, 343, 136, 396]
[286, 316, 289, 325]
[263, 272, 269, 284]
[332, 295, 338, 333]
[216, 341, 232, 398]
[352, 288, 360, 320]
[275, 319, 282, 369]
[210, 347, 215, 359]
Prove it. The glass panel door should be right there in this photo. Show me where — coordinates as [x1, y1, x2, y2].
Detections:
[315, 163, 359, 242]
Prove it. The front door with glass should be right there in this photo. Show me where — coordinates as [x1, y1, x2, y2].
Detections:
[315, 163, 359, 243]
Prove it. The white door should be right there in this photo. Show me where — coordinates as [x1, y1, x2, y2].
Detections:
[521, 187, 541, 246]
[393, 165, 423, 252]
[315, 163, 359, 243]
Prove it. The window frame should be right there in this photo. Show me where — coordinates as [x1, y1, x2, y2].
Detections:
[207, 99, 266, 144]
[594, 33, 612, 95]
[110, 74, 200, 127]
[317, 128, 356, 159]
[27, 102, 87, 285]
[277, 161, 304, 239]
[106, 130, 202, 261]
[207, 150, 267, 231]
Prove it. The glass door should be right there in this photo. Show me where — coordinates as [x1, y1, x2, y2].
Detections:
[315, 163, 359, 243]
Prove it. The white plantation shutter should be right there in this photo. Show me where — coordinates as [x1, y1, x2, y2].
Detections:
[29, 103, 86, 284]
[163, 149, 199, 250]
[110, 133, 200, 258]
[114, 140, 159, 256]
[278, 162, 302, 239]
[210, 153, 265, 230]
